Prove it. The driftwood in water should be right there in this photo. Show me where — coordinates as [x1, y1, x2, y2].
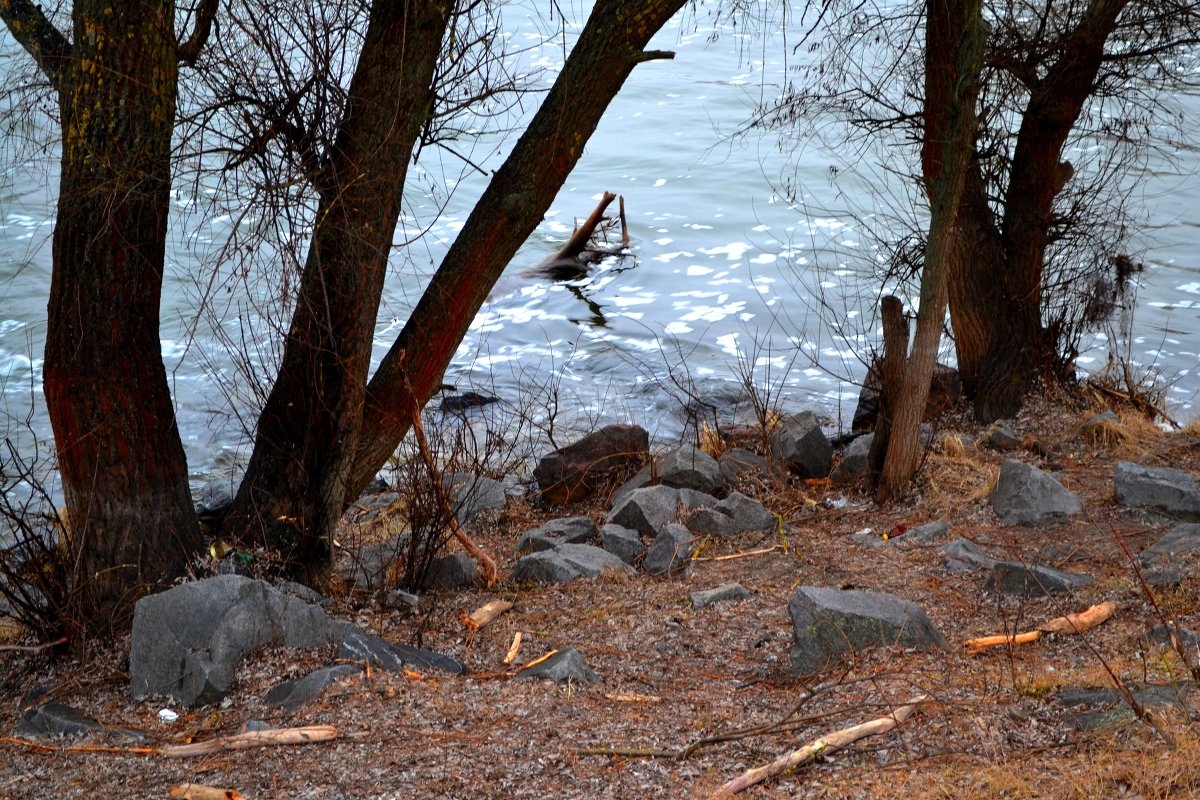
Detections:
[524, 191, 629, 281]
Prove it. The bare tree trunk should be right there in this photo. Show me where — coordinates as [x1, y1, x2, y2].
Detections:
[225, 3, 451, 577]
[866, 295, 908, 481]
[347, 0, 687, 500]
[948, 0, 1130, 422]
[0, 0, 216, 635]
[877, 0, 987, 501]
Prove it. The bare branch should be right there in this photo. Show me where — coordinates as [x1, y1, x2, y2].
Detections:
[177, 0, 220, 66]
[0, 0, 71, 88]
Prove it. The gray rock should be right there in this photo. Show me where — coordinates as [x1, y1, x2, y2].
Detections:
[691, 583, 751, 609]
[1080, 410, 1119, 437]
[511, 550, 583, 585]
[338, 629, 465, 675]
[770, 411, 833, 479]
[644, 523, 697, 576]
[447, 473, 508, 526]
[15, 702, 104, 738]
[906, 519, 951, 544]
[831, 433, 873, 483]
[1144, 569, 1183, 589]
[1139, 623, 1200, 652]
[989, 460, 1083, 526]
[684, 506, 737, 537]
[554, 543, 635, 578]
[1138, 523, 1200, 564]
[658, 444, 727, 497]
[715, 491, 777, 533]
[385, 589, 420, 611]
[609, 464, 655, 511]
[788, 586, 946, 677]
[339, 535, 408, 592]
[1058, 682, 1193, 732]
[534, 424, 649, 504]
[130, 575, 340, 706]
[599, 524, 646, 564]
[514, 517, 599, 554]
[516, 646, 601, 685]
[853, 363, 961, 431]
[265, 664, 359, 712]
[984, 562, 1092, 596]
[277, 580, 333, 608]
[1114, 461, 1200, 521]
[424, 552, 478, 589]
[719, 448, 770, 484]
[985, 426, 1023, 452]
[350, 491, 401, 524]
[941, 539, 997, 572]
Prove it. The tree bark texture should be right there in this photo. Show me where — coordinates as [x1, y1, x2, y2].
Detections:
[1, 0, 210, 633]
[876, 0, 986, 501]
[347, 0, 687, 498]
[227, 2, 452, 575]
[947, 0, 1129, 422]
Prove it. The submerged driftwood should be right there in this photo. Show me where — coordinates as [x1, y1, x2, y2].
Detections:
[523, 191, 630, 281]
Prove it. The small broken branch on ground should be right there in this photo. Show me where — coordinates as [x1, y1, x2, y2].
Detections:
[707, 695, 928, 798]
[503, 631, 522, 665]
[0, 725, 336, 759]
[965, 601, 1116, 654]
[462, 599, 512, 632]
[169, 783, 248, 800]
[0, 635, 67, 654]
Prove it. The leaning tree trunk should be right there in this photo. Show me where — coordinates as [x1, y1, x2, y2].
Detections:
[0, 0, 214, 635]
[348, 0, 688, 500]
[947, 0, 1129, 422]
[225, 2, 451, 578]
[875, 0, 986, 501]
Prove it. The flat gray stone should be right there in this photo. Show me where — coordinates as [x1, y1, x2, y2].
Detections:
[516, 647, 600, 685]
[338, 629, 465, 675]
[1114, 461, 1200, 521]
[788, 587, 946, 677]
[265, 664, 359, 712]
[644, 523, 697, 576]
[905, 519, 951, 544]
[984, 562, 1092, 596]
[770, 411, 833, 479]
[511, 550, 583, 585]
[599, 524, 645, 564]
[989, 460, 1082, 526]
[15, 702, 104, 738]
[691, 583, 751, 609]
[1137, 523, 1200, 564]
[424, 552, 478, 589]
[941, 539, 997, 572]
[554, 543, 635, 578]
[130, 575, 341, 706]
[658, 444, 727, 497]
[513, 517, 599, 555]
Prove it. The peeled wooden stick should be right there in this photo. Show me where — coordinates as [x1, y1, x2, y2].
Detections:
[1039, 601, 1116, 635]
[503, 631, 523, 665]
[465, 599, 513, 632]
[966, 602, 1117, 654]
[169, 784, 248, 800]
[965, 630, 1041, 655]
[161, 725, 336, 758]
[708, 696, 927, 798]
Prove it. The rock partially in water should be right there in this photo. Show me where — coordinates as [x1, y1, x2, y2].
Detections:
[534, 424, 649, 504]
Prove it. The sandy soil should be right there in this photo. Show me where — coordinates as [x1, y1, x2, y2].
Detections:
[3, 393, 1200, 800]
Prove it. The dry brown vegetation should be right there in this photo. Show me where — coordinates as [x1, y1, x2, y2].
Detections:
[2, 388, 1200, 799]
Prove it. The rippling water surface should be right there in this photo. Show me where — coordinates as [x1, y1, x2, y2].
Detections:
[1, 4, 1198, 480]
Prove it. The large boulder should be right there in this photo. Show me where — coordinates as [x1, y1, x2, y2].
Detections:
[534, 424, 649, 504]
[1114, 461, 1200, 521]
[657, 444, 727, 497]
[788, 586, 946, 676]
[130, 575, 341, 706]
[989, 460, 1082, 526]
[770, 411, 832, 479]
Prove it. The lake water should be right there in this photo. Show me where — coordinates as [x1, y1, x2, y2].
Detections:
[1, 4, 1198, 484]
